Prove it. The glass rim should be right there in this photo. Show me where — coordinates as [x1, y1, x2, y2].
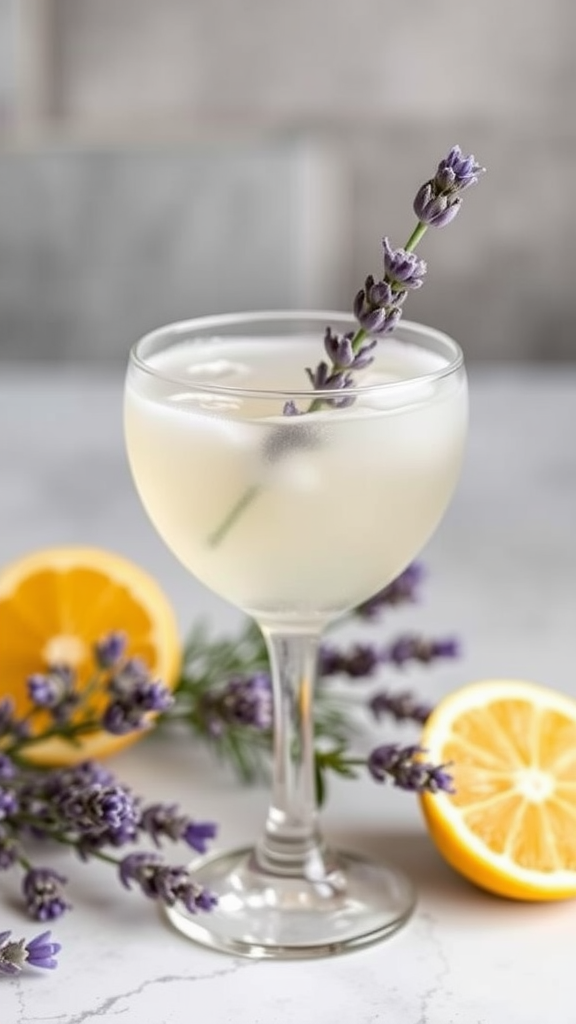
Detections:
[129, 310, 464, 399]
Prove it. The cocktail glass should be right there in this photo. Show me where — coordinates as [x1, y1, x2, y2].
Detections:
[124, 310, 467, 958]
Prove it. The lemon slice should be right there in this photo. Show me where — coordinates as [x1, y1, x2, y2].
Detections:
[0, 546, 180, 764]
[420, 679, 576, 900]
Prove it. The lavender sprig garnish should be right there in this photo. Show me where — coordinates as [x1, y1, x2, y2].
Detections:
[301, 145, 483, 414]
[0, 929, 60, 976]
[4, 633, 174, 761]
[0, 635, 217, 923]
[209, 144, 483, 545]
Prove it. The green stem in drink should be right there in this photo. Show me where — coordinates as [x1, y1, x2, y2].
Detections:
[208, 218, 430, 548]
[207, 482, 261, 547]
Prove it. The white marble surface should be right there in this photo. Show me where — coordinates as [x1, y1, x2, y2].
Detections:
[0, 362, 575, 1023]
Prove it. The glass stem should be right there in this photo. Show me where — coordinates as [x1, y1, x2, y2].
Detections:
[255, 626, 325, 876]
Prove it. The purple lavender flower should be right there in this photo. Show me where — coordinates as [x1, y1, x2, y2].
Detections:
[0, 755, 16, 781]
[353, 277, 405, 336]
[57, 782, 140, 845]
[323, 327, 378, 369]
[0, 929, 61, 975]
[220, 673, 273, 730]
[383, 238, 427, 290]
[22, 868, 71, 921]
[27, 672, 63, 708]
[23, 931, 61, 970]
[119, 852, 217, 914]
[140, 803, 217, 854]
[413, 145, 484, 228]
[382, 634, 460, 668]
[51, 760, 116, 791]
[94, 630, 127, 669]
[355, 563, 425, 619]
[305, 361, 355, 406]
[103, 660, 174, 735]
[181, 821, 218, 854]
[200, 672, 273, 734]
[282, 400, 301, 416]
[367, 743, 454, 794]
[319, 643, 380, 680]
[0, 787, 18, 819]
[413, 186, 461, 228]
[27, 665, 79, 724]
[369, 688, 433, 725]
[436, 144, 483, 191]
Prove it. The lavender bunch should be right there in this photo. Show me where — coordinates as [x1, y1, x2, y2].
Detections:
[169, 561, 459, 802]
[4, 631, 174, 764]
[0, 636, 218, 925]
[301, 144, 484, 412]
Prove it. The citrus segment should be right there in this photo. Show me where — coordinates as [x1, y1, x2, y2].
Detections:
[420, 679, 576, 900]
[0, 547, 181, 765]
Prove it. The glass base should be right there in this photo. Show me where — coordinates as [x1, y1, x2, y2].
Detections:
[164, 845, 416, 959]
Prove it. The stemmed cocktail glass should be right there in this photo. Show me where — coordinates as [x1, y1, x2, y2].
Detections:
[124, 310, 467, 958]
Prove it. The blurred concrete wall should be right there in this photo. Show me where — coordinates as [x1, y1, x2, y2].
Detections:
[0, 0, 575, 362]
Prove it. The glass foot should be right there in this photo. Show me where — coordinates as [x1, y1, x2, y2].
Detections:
[164, 845, 416, 959]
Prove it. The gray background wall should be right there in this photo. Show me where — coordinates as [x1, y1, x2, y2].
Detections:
[1, 0, 575, 363]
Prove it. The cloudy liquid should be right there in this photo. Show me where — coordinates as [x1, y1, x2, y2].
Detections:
[125, 335, 467, 624]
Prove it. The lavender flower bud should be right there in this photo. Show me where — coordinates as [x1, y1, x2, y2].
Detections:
[140, 802, 217, 854]
[353, 272, 407, 337]
[413, 146, 484, 228]
[382, 237, 427, 290]
[369, 688, 433, 725]
[0, 928, 61, 974]
[367, 743, 454, 794]
[305, 361, 356, 407]
[103, 663, 174, 735]
[22, 868, 71, 921]
[57, 782, 139, 843]
[119, 853, 217, 914]
[282, 400, 301, 416]
[0, 787, 18, 819]
[200, 672, 273, 733]
[319, 643, 380, 679]
[382, 635, 460, 667]
[27, 666, 79, 724]
[355, 563, 425, 618]
[94, 630, 127, 669]
[436, 145, 483, 190]
[0, 754, 16, 780]
[181, 821, 218, 854]
[324, 327, 355, 367]
[413, 183, 462, 227]
[27, 666, 74, 708]
[23, 931, 61, 971]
